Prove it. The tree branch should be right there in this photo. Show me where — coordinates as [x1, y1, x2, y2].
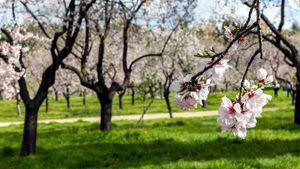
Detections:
[20, 1, 51, 39]
[191, 22, 258, 82]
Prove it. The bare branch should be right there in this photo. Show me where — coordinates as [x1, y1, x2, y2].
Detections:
[20, 1, 51, 39]
[61, 63, 95, 90]
[238, 49, 260, 100]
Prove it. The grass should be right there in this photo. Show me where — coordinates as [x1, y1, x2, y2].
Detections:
[0, 89, 293, 122]
[0, 104, 298, 168]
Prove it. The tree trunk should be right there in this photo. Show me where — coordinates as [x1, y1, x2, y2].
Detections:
[66, 86, 71, 110]
[118, 92, 125, 109]
[159, 82, 163, 99]
[274, 89, 279, 98]
[99, 95, 113, 131]
[20, 105, 38, 156]
[82, 89, 86, 113]
[16, 94, 22, 117]
[163, 89, 172, 118]
[45, 95, 49, 113]
[292, 89, 296, 105]
[66, 97, 70, 110]
[54, 91, 58, 101]
[131, 88, 135, 106]
[202, 100, 207, 108]
[295, 71, 300, 124]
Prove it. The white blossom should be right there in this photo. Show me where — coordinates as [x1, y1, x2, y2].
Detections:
[171, 76, 214, 110]
[218, 69, 272, 139]
[200, 59, 232, 80]
[170, 74, 193, 93]
[256, 68, 273, 84]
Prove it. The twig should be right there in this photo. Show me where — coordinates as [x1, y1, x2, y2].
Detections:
[256, 0, 263, 59]
[190, 22, 258, 83]
[238, 49, 260, 100]
[137, 99, 154, 126]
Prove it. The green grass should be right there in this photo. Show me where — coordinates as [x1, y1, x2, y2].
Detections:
[0, 89, 293, 122]
[0, 105, 299, 168]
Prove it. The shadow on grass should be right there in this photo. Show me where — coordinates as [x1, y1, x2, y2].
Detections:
[1, 112, 300, 169]
[2, 137, 300, 169]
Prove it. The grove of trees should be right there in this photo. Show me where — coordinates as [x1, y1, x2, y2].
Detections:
[0, 0, 299, 157]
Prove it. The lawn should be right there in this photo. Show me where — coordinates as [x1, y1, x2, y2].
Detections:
[0, 89, 293, 122]
[0, 98, 299, 168]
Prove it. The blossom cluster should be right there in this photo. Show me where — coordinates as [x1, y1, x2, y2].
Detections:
[170, 59, 231, 109]
[217, 68, 273, 139]
[0, 25, 36, 99]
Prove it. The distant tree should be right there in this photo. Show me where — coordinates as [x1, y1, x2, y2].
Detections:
[62, 0, 196, 131]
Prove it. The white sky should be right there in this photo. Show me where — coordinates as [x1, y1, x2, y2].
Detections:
[194, 0, 300, 28]
[0, 0, 300, 29]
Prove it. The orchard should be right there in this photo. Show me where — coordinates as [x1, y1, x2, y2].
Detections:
[0, 0, 299, 168]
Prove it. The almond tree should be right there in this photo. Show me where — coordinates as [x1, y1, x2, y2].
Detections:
[53, 68, 81, 110]
[240, 0, 300, 124]
[62, 0, 196, 130]
[0, 0, 96, 156]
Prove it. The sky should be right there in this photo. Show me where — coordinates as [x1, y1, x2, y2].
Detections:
[194, 0, 300, 29]
[0, 0, 300, 29]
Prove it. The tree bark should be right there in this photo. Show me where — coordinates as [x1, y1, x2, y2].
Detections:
[159, 82, 163, 99]
[118, 91, 125, 109]
[274, 88, 279, 98]
[82, 89, 86, 113]
[54, 91, 58, 101]
[64, 86, 71, 110]
[131, 88, 135, 106]
[66, 97, 70, 110]
[295, 70, 300, 124]
[20, 105, 38, 156]
[202, 100, 207, 108]
[16, 94, 22, 117]
[45, 95, 49, 113]
[163, 89, 172, 118]
[99, 94, 113, 131]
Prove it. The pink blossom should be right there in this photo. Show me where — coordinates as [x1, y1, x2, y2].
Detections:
[198, 79, 214, 100]
[217, 96, 249, 138]
[241, 88, 272, 116]
[0, 42, 11, 56]
[202, 59, 231, 80]
[170, 74, 193, 93]
[173, 91, 201, 110]
[256, 68, 268, 82]
[171, 75, 213, 110]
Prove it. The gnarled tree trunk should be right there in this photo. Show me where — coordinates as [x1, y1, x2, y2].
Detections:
[20, 104, 39, 156]
[98, 94, 113, 131]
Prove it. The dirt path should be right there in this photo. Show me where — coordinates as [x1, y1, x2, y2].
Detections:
[0, 108, 278, 127]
